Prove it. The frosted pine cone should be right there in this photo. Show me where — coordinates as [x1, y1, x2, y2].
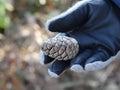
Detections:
[41, 35, 79, 60]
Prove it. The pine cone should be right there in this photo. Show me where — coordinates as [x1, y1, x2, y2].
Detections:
[41, 35, 79, 60]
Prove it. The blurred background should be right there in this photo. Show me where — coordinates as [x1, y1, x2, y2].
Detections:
[0, 0, 120, 90]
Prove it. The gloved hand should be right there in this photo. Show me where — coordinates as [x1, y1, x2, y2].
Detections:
[40, 0, 120, 78]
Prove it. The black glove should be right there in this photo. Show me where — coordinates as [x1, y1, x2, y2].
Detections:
[40, 0, 120, 78]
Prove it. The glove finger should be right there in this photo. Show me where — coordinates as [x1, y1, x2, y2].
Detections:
[48, 60, 70, 78]
[85, 47, 112, 71]
[46, 1, 88, 32]
[70, 49, 93, 73]
[40, 51, 54, 65]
